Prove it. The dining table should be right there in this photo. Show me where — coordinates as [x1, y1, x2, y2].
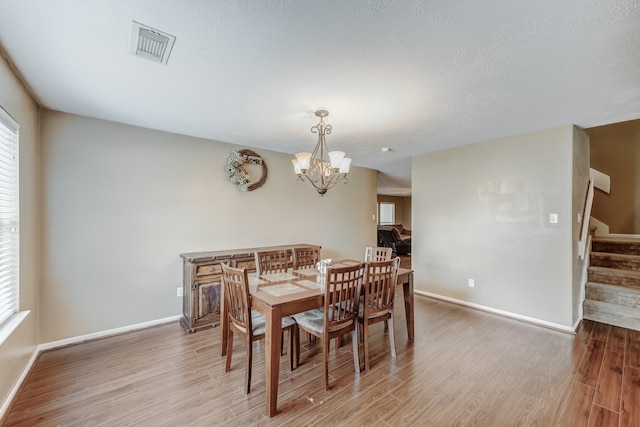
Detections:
[220, 258, 414, 417]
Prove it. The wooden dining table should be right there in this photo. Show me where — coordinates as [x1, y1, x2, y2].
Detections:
[220, 259, 414, 417]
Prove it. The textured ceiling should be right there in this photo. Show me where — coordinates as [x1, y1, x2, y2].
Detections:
[1, 1, 639, 196]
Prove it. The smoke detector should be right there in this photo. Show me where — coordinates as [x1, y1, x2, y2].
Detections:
[130, 21, 176, 65]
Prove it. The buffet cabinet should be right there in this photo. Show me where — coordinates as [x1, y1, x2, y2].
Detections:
[180, 244, 317, 333]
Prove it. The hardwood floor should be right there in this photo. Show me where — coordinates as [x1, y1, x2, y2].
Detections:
[3, 294, 640, 426]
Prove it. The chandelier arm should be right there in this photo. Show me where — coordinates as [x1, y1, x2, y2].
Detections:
[302, 168, 347, 189]
[300, 174, 347, 195]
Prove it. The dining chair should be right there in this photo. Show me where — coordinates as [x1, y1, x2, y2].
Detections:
[364, 246, 392, 262]
[221, 263, 297, 394]
[363, 246, 393, 332]
[254, 249, 290, 275]
[293, 263, 365, 390]
[359, 258, 400, 371]
[293, 246, 321, 270]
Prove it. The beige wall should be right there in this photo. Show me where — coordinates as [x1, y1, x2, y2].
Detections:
[413, 126, 586, 329]
[377, 195, 412, 228]
[0, 57, 40, 411]
[38, 111, 378, 342]
[588, 119, 640, 234]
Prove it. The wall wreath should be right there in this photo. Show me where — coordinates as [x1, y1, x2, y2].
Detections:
[225, 149, 268, 192]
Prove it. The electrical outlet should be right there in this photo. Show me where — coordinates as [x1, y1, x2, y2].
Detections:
[177, 287, 183, 297]
[468, 279, 475, 288]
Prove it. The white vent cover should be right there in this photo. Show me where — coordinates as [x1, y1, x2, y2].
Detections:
[130, 21, 175, 65]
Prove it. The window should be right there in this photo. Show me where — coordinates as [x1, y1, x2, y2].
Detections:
[378, 202, 395, 225]
[0, 107, 19, 328]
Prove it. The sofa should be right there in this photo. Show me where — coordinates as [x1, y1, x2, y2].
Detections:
[387, 224, 411, 237]
[377, 225, 411, 256]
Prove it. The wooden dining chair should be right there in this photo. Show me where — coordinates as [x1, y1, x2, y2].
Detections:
[293, 263, 365, 390]
[364, 246, 392, 262]
[221, 263, 297, 394]
[293, 246, 321, 270]
[363, 246, 393, 332]
[254, 249, 290, 275]
[358, 258, 400, 371]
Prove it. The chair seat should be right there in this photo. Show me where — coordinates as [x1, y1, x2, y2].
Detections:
[293, 308, 354, 334]
[234, 310, 296, 336]
[358, 301, 391, 319]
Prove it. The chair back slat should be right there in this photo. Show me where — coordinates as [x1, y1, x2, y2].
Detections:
[364, 246, 392, 262]
[323, 263, 365, 329]
[255, 249, 290, 275]
[293, 246, 321, 270]
[363, 258, 400, 316]
[221, 263, 251, 331]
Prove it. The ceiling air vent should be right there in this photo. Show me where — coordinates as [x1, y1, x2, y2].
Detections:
[130, 21, 176, 65]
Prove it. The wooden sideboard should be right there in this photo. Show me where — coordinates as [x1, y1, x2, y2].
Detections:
[179, 244, 319, 333]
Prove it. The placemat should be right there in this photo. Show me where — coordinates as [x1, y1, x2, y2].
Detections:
[261, 283, 305, 297]
[297, 279, 322, 289]
[260, 272, 298, 281]
[293, 268, 319, 276]
[332, 260, 360, 268]
[248, 276, 266, 286]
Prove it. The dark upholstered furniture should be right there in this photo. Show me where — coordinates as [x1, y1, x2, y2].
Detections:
[377, 226, 411, 256]
[387, 224, 411, 237]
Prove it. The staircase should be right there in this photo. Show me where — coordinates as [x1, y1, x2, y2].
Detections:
[583, 236, 640, 331]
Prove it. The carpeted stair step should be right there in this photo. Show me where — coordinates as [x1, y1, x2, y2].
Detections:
[592, 237, 640, 256]
[585, 281, 640, 308]
[588, 266, 640, 289]
[583, 299, 640, 331]
[590, 252, 640, 271]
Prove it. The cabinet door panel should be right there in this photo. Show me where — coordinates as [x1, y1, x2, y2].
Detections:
[198, 281, 221, 318]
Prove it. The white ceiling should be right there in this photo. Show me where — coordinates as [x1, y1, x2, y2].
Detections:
[1, 1, 639, 196]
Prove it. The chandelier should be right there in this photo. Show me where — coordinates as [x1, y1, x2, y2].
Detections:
[292, 110, 351, 196]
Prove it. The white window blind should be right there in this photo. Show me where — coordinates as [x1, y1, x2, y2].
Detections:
[379, 202, 395, 225]
[0, 107, 19, 328]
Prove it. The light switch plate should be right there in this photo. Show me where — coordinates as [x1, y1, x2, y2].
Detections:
[550, 213, 558, 224]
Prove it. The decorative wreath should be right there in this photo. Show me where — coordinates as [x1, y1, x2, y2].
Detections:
[225, 149, 268, 192]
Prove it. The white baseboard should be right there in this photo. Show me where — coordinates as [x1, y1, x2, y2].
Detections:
[39, 315, 181, 351]
[414, 290, 576, 334]
[572, 317, 582, 331]
[0, 345, 39, 421]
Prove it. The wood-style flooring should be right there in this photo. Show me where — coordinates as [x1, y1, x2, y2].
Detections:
[3, 293, 640, 426]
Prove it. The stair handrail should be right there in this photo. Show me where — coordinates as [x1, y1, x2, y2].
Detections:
[591, 168, 610, 194]
[579, 175, 595, 260]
